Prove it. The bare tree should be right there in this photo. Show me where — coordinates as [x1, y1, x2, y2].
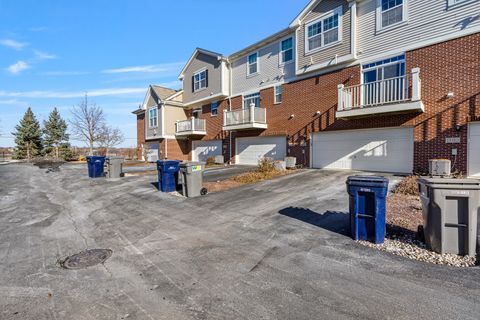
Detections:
[70, 95, 105, 156]
[98, 125, 124, 156]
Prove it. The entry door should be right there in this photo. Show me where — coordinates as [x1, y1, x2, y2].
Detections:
[363, 56, 406, 105]
[468, 123, 480, 177]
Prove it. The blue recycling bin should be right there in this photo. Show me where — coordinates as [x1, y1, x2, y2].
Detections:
[347, 176, 389, 244]
[86, 156, 106, 178]
[157, 160, 181, 192]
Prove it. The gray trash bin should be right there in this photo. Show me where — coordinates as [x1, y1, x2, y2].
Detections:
[105, 157, 124, 179]
[418, 178, 480, 256]
[179, 162, 207, 197]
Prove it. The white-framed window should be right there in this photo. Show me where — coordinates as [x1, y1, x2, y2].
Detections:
[192, 108, 202, 119]
[247, 52, 258, 76]
[280, 37, 294, 65]
[274, 85, 283, 104]
[211, 101, 218, 116]
[448, 0, 475, 8]
[376, 0, 407, 31]
[305, 6, 342, 54]
[193, 69, 207, 92]
[243, 92, 260, 108]
[148, 107, 158, 128]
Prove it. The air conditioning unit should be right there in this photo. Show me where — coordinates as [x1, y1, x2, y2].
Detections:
[429, 159, 451, 176]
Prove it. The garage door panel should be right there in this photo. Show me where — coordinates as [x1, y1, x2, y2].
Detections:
[236, 136, 286, 165]
[468, 123, 480, 177]
[192, 140, 222, 162]
[312, 128, 413, 173]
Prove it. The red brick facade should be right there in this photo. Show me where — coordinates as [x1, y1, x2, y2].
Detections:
[136, 113, 145, 160]
[136, 33, 480, 173]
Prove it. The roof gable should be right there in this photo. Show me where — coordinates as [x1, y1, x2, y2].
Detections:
[178, 48, 226, 80]
[290, 0, 323, 27]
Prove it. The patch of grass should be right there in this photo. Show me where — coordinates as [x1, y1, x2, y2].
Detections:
[392, 175, 419, 196]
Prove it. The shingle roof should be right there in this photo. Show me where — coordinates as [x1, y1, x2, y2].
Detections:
[150, 85, 178, 101]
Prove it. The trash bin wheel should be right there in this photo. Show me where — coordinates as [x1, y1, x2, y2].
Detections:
[200, 187, 208, 196]
[417, 225, 425, 242]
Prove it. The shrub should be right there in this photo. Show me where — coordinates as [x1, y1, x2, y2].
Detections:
[206, 156, 215, 166]
[256, 157, 276, 173]
[393, 176, 419, 196]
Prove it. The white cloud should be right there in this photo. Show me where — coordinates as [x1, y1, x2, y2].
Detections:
[102, 62, 184, 74]
[0, 87, 146, 99]
[7, 61, 30, 74]
[33, 50, 57, 60]
[0, 39, 27, 50]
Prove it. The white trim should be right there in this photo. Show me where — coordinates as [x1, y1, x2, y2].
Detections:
[242, 91, 261, 109]
[336, 101, 425, 119]
[274, 84, 283, 104]
[297, 53, 356, 75]
[376, 0, 409, 33]
[183, 92, 227, 108]
[178, 48, 225, 80]
[304, 5, 343, 55]
[193, 68, 208, 92]
[467, 121, 480, 178]
[145, 135, 176, 141]
[448, 0, 477, 9]
[148, 106, 158, 128]
[246, 51, 260, 77]
[160, 103, 165, 136]
[165, 90, 183, 101]
[289, 0, 321, 28]
[279, 36, 294, 66]
[210, 100, 218, 117]
[350, 1, 357, 59]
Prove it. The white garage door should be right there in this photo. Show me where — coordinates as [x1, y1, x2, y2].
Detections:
[311, 127, 413, 173]
[236, 136, 286, 165]
[468, 123, 480, 177]
[192, 140, 222, 162]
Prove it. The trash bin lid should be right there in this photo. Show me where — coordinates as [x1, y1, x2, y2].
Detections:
[180, 161, 203, 167]
[157, 160, 181, 166]
[418, 177, 480, 189]
[347, 175, 388, 184]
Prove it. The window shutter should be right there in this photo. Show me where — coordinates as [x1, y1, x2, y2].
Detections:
[205, 69, 209, 88]
[191, 75, 195, 92]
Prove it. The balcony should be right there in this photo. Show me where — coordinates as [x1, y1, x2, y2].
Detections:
[336, 68, 424, 119]
[223, 107, 267, 131]
[175, 118, 206, 136]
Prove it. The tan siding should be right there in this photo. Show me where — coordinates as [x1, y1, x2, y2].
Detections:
[297, 0, 351, 71]
[357, 0, 480, 61]
[182, 53, 222, 104]
[164, 105, 188, 136]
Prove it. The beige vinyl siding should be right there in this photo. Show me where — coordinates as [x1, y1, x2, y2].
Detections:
[357, 0, 480, 61]
[231, 33, 296, 96]
[182, 53, 223, 105]
[145, 95, 161, 140]
[297, 0, 351, 71]
[164, 105, 188, 136]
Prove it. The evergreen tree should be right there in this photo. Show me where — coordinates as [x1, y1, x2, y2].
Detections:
[43, 107, 69, 158]
[12, 107, 43, 160]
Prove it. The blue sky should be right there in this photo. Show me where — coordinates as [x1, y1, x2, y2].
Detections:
[0, 0, 307, 147]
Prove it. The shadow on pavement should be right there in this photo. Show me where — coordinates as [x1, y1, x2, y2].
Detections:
[279, 207, 350, 236]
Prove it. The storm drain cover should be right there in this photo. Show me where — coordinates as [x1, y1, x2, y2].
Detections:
[60, 249, 113, 269]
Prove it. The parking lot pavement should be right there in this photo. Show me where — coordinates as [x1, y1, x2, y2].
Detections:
[0, 163, 479, 320]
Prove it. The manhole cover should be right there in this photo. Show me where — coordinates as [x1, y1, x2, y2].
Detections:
[60, 249, 113, 269]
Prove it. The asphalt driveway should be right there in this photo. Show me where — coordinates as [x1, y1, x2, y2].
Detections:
[0, 163, 479, 319]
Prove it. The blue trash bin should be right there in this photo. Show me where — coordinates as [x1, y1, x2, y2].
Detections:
[347, 176, 389, 244]
[86, 156, 106, 178]
[157, 160, 181, 192]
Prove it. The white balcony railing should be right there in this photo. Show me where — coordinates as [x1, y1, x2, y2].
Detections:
[223, 107, 267, 130]
[337, 68, 422, 114]
[175, 118, 206, 135]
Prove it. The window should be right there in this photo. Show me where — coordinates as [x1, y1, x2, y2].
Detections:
[247, 53, 258, 76]
[193, 69, 207, 92]
[211, 101, 218, 116]
[192, 108, 202, 119]
[377, 0, 407, 30]
[280, 38, 293, 64]
[448, 0, 474, 7]
[244, 92, 260, 108]
[305, 6, 342, 53]
[148, 107, 158, 128]
[274, 85, 283, 104]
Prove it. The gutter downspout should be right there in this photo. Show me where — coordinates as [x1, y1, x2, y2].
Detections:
[227, 58, 233, 165]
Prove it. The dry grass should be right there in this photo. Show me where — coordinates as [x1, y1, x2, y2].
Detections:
[392, 175, 419, 196]
[387, 194, 423, 232]
[232, 158, 287, 184]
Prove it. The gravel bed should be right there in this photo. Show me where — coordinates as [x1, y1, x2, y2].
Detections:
[358, 231, 477, 268]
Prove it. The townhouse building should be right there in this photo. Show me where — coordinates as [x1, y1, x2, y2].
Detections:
[134, 0, 480, 177]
